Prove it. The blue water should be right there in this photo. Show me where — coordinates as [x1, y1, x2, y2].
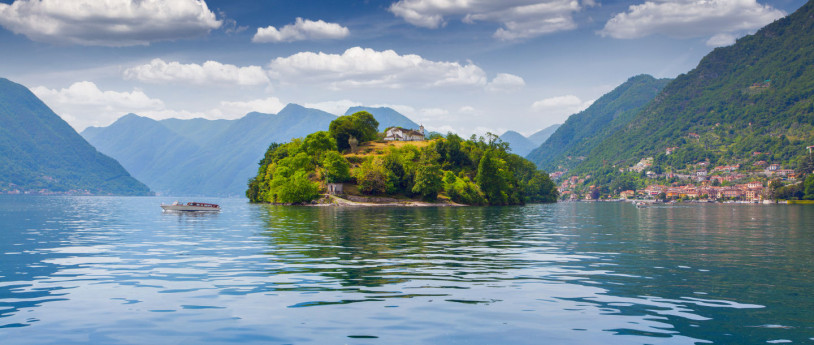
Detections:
[1, 196, 813, 344]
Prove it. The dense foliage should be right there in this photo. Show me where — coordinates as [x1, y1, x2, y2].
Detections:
[247, 127, 559, 205]
[329, 111, 379, 151]
[571, 1, 814, 175]
[0, 78, 151, 195]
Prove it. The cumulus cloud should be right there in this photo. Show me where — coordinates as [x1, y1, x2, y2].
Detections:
[32, 81, 165, 130]
[219, 97, 286, 116]
[252, 17, 350, 43]
[532, 95, 594, 122]
[124, 59, 270, 86]
[0, 0, 221, 46]
[389, 0, 582, 40]
[267, 46, 488, 89]
[600, 0, 784, 43]
[486, 73, 526, 92]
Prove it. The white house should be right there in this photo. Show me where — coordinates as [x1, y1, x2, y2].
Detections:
[384, 125, 425, 141]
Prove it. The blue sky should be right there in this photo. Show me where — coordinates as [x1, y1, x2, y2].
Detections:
[0, 0, 807, 136]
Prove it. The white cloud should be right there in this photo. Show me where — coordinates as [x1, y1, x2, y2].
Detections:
[389, 0, 582, 40]
[32, 81, 165, 130]
[487, 73, 526, 92]
[532, 94, 594, 122]
[124, 59, 269, 86]
[600, 0, 784, 42]
[219, 97, 286, 116]
[267, 46, 488, 89]
[706, 33, 737, 47]
[0, 0, 221, 46]
[252, 17, 350, 43]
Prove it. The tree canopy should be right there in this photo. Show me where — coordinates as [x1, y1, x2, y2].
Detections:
[329, 111, 379, 151]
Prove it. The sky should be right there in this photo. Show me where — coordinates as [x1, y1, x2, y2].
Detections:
[0, 0, 807, 137]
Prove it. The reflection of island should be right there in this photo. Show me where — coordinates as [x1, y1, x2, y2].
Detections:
[255, 206, 542, 289]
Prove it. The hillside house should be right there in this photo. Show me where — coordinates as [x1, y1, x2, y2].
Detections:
[384, 125, 425, 141]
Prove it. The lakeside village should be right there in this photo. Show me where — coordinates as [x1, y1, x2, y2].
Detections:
[551, 145, 814, 203]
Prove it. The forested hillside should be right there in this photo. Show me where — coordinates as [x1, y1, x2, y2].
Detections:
[247, 112, 558, 205]
[576, 1, 814, 174]
[527, 75, 670, 171]
[0, 78, 150, 195]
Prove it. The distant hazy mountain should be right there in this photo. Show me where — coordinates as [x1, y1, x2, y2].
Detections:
[81, 114, 201, 194]
[345, 106, 420, 130]
[83, 103, 422, 196]
[526, 75, 671, 171]
[0, 78, 150, 195]
[527, 124, 561, 146]
[499, 130, 537, 157]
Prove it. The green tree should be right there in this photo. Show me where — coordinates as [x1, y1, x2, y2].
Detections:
[411, 148, 443, 201]
[303, 131, 337, 161]
[276, 171, 320, 204]
[476, 149, 511, 205]
[355, 158, 387, 194]
[804, 174, 814, 200]
[329, 111, 379, 151]
[321, 151, 351, 183]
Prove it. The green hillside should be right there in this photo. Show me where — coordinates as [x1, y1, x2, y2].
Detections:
[527, 75, 671, 171]
[0, 78, 151, 195]
[247, 113, 558, 205]
[576, 1, 814, 175]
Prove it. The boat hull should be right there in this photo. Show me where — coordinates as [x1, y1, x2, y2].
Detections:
[161, 205, 220, 212]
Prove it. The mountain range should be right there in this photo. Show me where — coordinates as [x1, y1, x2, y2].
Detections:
[499, 124, 561, 157]
[82, 104, 420, 196]
[523, 0, 814, 183]
[0, 78, 150, 195]
[571, 0, 814, 175]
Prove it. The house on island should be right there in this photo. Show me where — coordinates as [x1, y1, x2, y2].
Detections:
[384, 125, 425, 141]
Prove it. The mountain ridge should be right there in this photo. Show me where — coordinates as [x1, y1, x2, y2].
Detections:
[527, 74, 671, 171]
[82, 104, 425, 196]
[573, 1, 814, 175]
[0, 78, 151, 195]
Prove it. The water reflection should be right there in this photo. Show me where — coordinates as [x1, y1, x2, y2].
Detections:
[257, 206, 553, 289]
[1, 196, 813, 344]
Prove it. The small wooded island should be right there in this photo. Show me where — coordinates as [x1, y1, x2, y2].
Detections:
[246, 111, 558, 205]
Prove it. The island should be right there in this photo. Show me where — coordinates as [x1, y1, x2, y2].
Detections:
[246, 111, 558, 206]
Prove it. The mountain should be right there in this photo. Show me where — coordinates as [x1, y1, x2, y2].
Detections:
[82, 103, 424, 197]
[527, 124, 561, 146]
[0, 78, 150, 195]
[159, 117, 231, 146]
[499, 130, 537, 157]
[345, 106, 420, 130]
[575, 1, 814, 174]
[81, 114, 201, 194]
[526, 75, 671, 171]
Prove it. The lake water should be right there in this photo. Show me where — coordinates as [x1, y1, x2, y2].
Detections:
[1, 196, 813, 344]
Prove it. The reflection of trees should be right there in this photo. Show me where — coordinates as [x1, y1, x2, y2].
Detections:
[255, 206, 539, 288]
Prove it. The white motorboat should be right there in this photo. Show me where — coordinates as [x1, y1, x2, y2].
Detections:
[161, 201, 220, 212]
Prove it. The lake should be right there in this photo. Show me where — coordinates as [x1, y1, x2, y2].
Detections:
[1, 196, 813, 344]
